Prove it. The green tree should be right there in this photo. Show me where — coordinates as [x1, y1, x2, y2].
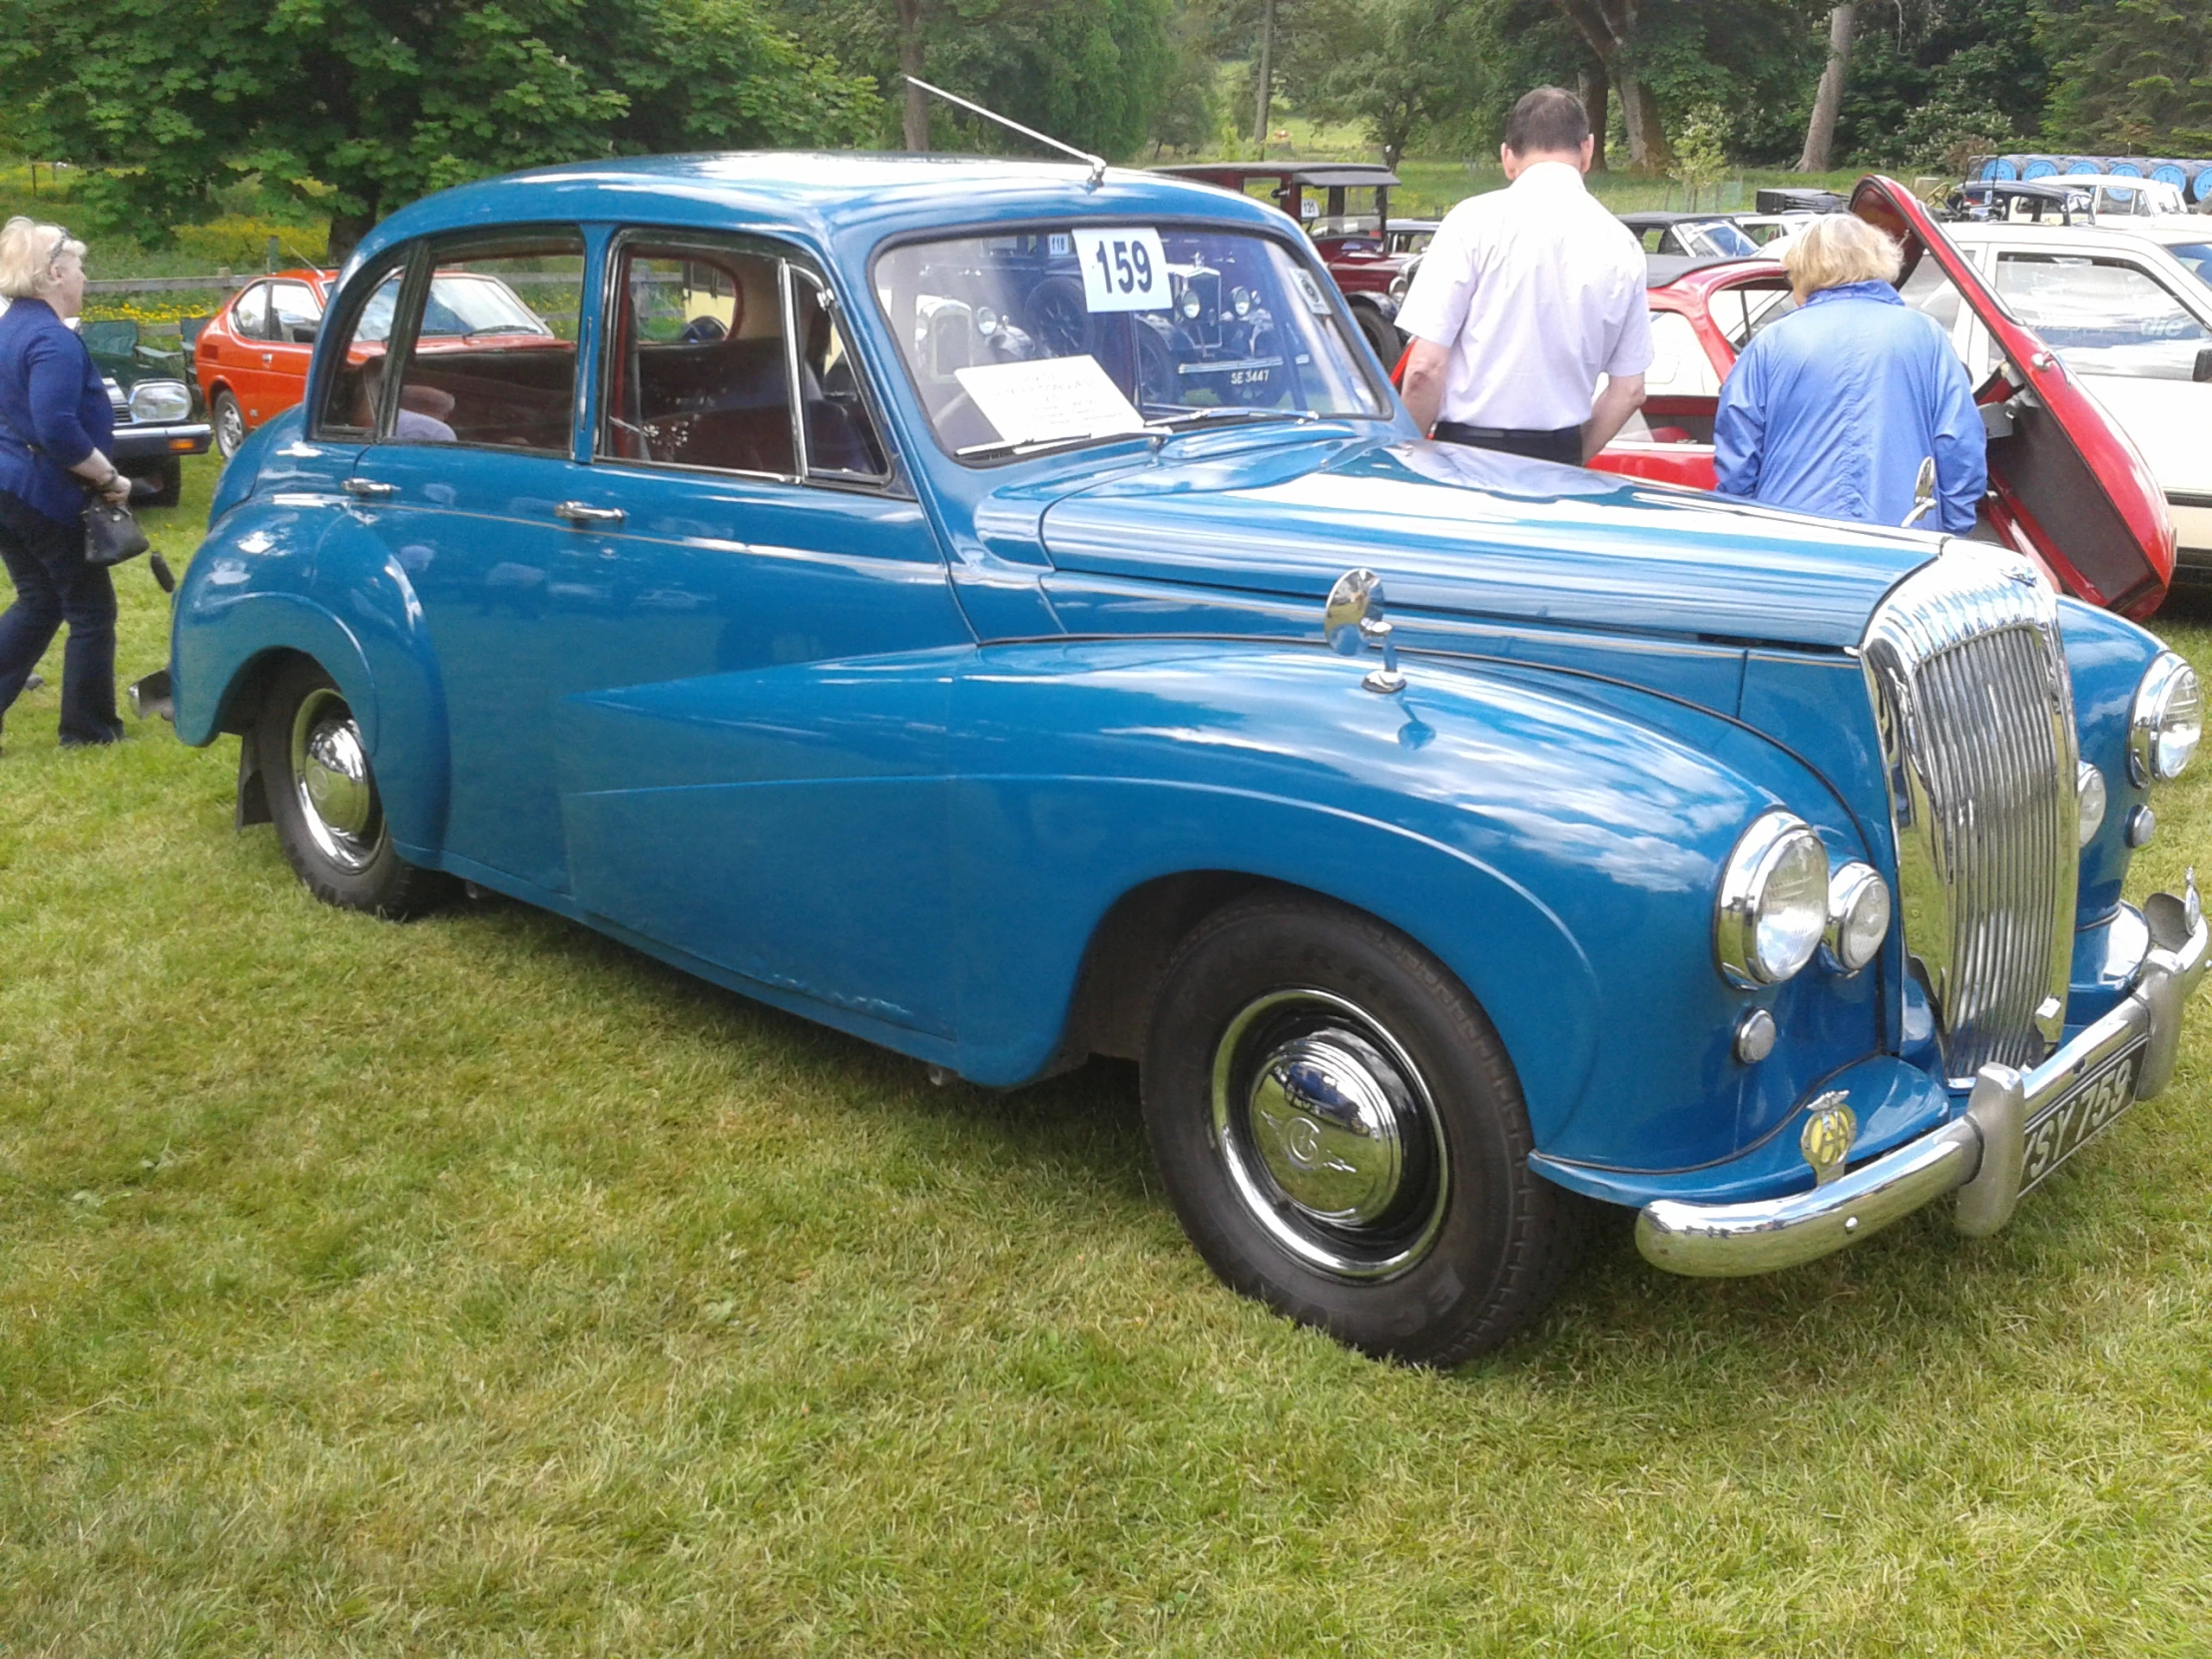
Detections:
[1275, 0, 1484, 167]
[0, 0, 879, 258]
[1836, 0, 2045, 168]
[786, 0, 1178, 160]
[2035, 0, 2212, 152]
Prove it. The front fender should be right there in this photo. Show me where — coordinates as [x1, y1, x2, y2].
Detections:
[2059, 595, 2165, 920]
[171, 503, 449, 852]
[948, 641, 1884, 1174]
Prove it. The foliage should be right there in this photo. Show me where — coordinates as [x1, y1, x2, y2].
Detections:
[781, 0, 1179, 161]
[1670, 101, 1732, 196]
[0, 0, 879, 253]
[1273, 0, 1487, 166]
[1837, 0, 2048, 168]
[2035, 0, 2212, 153]
[5, 455, 2212, 1650]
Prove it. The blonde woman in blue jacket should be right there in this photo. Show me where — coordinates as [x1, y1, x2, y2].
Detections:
[0, 217, 132, 751]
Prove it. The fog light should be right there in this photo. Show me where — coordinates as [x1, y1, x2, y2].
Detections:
[1823, 861, 1891, 974]
[2076, 762, 2107, 846]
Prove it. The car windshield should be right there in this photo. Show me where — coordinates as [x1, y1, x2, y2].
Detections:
[1683, 221, 1760, 259]
[874, 225, 1387, 460]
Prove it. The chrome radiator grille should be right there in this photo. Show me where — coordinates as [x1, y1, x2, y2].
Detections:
[1862, 545, 2078, 1081]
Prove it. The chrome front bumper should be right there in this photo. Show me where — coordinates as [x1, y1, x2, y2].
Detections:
[1637, 886, 2210, 1278]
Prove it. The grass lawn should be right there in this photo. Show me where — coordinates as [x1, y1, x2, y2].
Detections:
[4, 453, 2212, 1654]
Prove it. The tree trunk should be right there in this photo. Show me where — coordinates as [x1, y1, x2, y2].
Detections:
[1617, 71, 1668, 172]
[1798, 5, 1856, 173]
[1554, 1, 1667, 171]
[898, 0, 928, 152]
[1252, 0, 1276, 150]
[325, 207, 377, 268]
[1578, 61, 1610, 172]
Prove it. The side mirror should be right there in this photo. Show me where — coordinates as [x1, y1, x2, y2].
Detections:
[2195, 346, 2212, 384]
[1323, 568, 1404, 694]
[1903, 456, 1938, 528]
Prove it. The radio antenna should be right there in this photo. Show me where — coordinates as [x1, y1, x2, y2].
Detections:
[904, 76, 1108, 191]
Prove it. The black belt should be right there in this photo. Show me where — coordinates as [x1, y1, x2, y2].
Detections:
[1433, 421, 1580, 444]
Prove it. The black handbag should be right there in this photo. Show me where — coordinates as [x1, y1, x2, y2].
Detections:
[0, 401, 149, 565]
[82, 493, 150, 565]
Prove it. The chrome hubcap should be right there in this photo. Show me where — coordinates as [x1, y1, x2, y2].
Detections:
[217, 397, 244, 456]
[289, 688, 381, 871]
[1212, 989, 1449, 1281]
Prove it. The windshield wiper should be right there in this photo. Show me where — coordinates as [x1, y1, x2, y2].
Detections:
[1146, 406, 1324, 433]
[955, 429, 1153, 462]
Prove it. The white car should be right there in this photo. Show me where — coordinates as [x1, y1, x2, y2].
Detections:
[1939, 218, 2212, 591]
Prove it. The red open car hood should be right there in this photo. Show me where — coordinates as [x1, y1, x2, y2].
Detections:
[1851, 175, 2176, 616]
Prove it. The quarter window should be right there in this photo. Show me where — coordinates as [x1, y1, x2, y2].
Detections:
[1993, 253, 2209, 379]
[269, 280, 322, 344]
[231, 282, 271, 341]
[311, 256, 409, 440]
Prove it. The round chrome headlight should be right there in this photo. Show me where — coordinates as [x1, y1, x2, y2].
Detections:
[128, 378, 193, 424]
[974, 305, 999, 338]
[1179, 287, 1203, 320]
[1823, 861, 1892, 974]
[1716, 812, 1831, 988]
[2076, 761, 2107, 846]
[1232, 285, 1253, 317]
[2130, 652, 2201, 784]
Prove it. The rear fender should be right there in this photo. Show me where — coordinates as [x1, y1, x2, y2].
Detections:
[949, 641, 1882, 1174]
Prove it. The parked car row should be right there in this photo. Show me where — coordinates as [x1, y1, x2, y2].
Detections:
[166, 153, 2207, 1367]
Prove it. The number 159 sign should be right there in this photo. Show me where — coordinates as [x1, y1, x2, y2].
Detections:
[1073, 228, 1170, 313]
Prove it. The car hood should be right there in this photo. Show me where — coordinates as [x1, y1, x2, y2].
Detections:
[1036, 435, 1936, 651]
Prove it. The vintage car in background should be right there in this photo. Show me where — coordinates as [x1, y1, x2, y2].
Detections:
[1952, 177, 2196, 224]
[1589, 177, 2180, 618]
[1936, 216, 2212, 593]
[1153, 162, 1410, 360]
[166, 155, 2207, 1366]
[196, 266, 564, 458]
[78, 317, 210, 506]
[1619, 211, 1763, 260]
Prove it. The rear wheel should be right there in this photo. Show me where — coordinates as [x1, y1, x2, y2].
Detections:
[1141, 892, 1579, 1366]
[255, 660, 451, 918]
[212, 389, 246, 460]
[1353, 304, 1401, 366]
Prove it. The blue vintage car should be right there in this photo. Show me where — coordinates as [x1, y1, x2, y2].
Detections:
[167, 155, 2208, 1365]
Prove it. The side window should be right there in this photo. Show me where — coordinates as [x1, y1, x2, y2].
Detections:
[311, 258, 410, 440]
[1993, 253, 2209, 379]
[1708, 280, 1796, 350]
[393, 238, 585, 452]
[1898, 255, 1963, 341]
[604, 241, 795, 475]
[269, 280, 322, 344]
[788, 268, 890, 480]
[231, 282, 272, 340]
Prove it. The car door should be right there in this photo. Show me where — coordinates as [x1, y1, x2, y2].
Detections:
[547, 231, 974, 1038]
[260, 277, 325, 425]
[218, 281, 274, 421]
[335, 230, 599, 893]
[1852, 178, 2176, 615]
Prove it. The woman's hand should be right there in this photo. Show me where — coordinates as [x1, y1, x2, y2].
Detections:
[98, 470, 132, 506]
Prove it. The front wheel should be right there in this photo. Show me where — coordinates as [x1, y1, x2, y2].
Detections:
[1141, 892, 1580, 1366]
[1353, 304, 1401, 367]
[255, 660, 451, 918]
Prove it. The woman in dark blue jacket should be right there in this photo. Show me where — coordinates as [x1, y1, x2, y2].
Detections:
[0, 217, 134, 750]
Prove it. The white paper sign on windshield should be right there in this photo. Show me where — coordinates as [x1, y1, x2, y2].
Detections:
[954, 355, 1146, 446]
[1072, 228, 1171, 312]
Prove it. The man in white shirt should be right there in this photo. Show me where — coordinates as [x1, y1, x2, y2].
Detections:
[1395, 87, 1652, 466]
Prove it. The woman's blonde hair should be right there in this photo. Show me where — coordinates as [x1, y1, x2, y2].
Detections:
[1780, 214, 1903, 301]
[0, 216, 89, 301]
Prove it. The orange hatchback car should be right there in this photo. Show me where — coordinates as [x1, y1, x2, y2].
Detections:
[195, 268, 335, 459]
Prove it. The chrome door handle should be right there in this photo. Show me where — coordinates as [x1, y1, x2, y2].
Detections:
[555, 501, 626, 526]
[343, 477, 395, 499]
[261, 353, 274, 365]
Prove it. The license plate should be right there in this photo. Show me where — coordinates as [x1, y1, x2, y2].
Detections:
[2019, 1042, 2148, 1194]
